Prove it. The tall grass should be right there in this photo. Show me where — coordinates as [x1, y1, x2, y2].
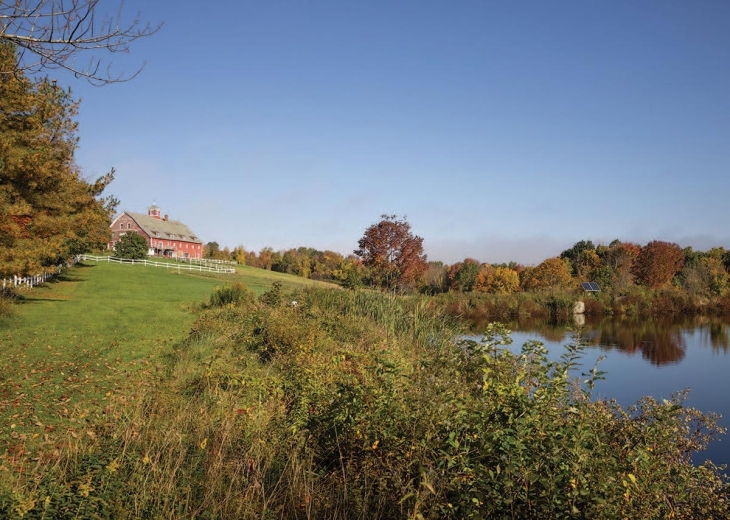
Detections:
[301, 288, 463, 348]
[0, 290, 14, 319]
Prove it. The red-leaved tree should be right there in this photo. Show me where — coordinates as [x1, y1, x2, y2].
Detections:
[355, 215, 427, 291]
[632, 241, 684, 289]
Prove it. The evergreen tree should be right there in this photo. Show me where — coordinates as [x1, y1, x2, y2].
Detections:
[0, 42, 117, 277]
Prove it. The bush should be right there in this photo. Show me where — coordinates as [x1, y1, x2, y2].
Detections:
[208, 282, 251, 307]
[583, 295, 605, 315]
[259, 281, 283, 307]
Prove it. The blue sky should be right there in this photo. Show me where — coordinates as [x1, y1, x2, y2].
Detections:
[63, 1, 729, 264]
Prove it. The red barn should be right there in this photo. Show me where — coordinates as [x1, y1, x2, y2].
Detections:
[109, 205, 203, 259]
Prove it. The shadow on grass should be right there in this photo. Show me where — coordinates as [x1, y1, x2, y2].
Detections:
[11, 265, 93, 303]
[46, 266, 95, 284]
[15, 297, 70, 304]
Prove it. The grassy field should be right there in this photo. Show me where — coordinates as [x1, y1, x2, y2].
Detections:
[0, 260, 334, 479]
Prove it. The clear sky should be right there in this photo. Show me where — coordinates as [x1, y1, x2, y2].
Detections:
[64, 1, 729, 265]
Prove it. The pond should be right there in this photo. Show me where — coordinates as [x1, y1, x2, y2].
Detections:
[485, 314, 730, 468]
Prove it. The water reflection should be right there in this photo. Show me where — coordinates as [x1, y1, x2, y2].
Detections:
[470, 315, 730, 366]
[706, 323, 730, 352]
[586, 319, 686, 366]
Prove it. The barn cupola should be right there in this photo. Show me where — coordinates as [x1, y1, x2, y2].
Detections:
[148, 204, 162, 220]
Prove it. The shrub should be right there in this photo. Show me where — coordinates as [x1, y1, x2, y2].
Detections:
[260, 281, 283, 306]
[583, 295, 605, 315]
[208, 282, 250, 307]
[546, 294, 574, 320]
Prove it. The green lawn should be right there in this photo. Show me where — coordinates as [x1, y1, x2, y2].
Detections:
[0, 260, 334, 462]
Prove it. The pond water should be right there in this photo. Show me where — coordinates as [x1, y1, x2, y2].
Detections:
[485, 315, 730, 468]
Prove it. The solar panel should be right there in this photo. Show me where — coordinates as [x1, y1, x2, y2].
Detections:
[581, 282, 601, 292]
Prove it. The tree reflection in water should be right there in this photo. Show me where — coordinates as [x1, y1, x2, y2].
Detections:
[591, 318, 686, 366]
[707, 323, 730, 352]
[471, 315, 730, 367]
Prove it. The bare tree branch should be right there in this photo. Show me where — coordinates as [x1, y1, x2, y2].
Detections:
[0, 0, 161, 85]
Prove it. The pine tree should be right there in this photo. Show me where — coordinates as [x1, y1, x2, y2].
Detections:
[0, 42, 117, 277]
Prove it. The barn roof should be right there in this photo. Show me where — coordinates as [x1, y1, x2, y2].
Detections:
[125, 212, 202, 244]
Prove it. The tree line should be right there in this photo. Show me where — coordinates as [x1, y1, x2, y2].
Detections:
[206, 216, 730, 299]
[439, 239, 730, 298]
[203, 241, 365, 288]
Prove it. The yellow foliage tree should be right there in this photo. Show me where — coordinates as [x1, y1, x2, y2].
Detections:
[232, 246, 247, 265]
[476, 266, 520, 294]
[522, 258, 573, 291]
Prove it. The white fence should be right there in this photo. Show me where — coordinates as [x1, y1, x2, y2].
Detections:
[1, 262, 70, 291]
[175, 257, 237, 267]
[77, 254, 236, 274]
[1, 254, 235, 292]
